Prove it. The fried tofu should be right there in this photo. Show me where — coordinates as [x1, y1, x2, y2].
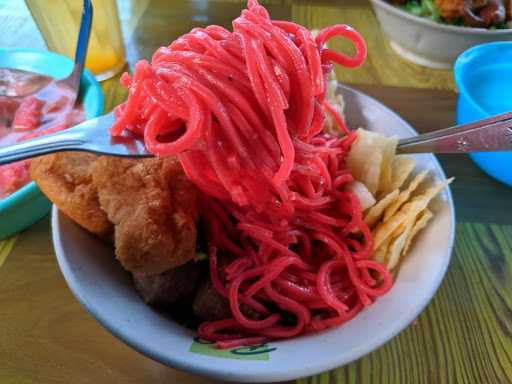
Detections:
[92, 156, 200, 275]
[30, 152, 113, 237]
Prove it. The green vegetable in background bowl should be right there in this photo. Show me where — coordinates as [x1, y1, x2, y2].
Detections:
[401, 0, 441, 21]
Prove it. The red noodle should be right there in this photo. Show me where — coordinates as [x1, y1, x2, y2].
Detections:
[111, 0, 393, 348]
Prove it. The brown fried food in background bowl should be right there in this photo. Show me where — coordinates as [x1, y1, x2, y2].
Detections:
[30, 153, 113, 237]
[92, 156, 200, 275]
[435, 0, 465, 20]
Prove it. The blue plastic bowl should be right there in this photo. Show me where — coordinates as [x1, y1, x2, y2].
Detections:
[454, 42, 512, 187]
[0, 49, 104, 239]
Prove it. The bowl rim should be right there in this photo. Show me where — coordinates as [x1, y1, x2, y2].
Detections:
[51, 84, 456, 382]
[0, 48, 104, 216]
[454, 41, 512, 117]
[370, 0, 512, 35]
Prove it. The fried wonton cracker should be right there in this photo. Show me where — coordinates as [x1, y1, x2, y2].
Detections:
[388, 155, 416, 193]
[364, 189, 399, 228]
[347, 129, 398, 196]
[373, 237, 391, 264]
[373, 178, 453, 250]
[383, 170, 429, 222]
[377, 137, 399, 197]
[402, 209, 434, 257]
[386, 222, 413, 270]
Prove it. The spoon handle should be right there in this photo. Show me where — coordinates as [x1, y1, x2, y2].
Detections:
[397, 112, 512, 154]
[75, 0, 93, 69]
[62, 0, 93, 95]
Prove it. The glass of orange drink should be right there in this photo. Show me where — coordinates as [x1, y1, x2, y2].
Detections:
[25, 0, 126, 81]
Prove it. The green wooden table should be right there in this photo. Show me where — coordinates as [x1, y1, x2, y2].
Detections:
[1, 1, 511, 383]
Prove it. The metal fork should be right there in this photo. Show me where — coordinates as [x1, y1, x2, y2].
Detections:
[0, 0, 92, 106]
[0, 111, 511, 166]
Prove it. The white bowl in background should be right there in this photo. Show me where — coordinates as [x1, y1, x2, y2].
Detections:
[51, 85, 455, 383]
[370, 0, 512, 69]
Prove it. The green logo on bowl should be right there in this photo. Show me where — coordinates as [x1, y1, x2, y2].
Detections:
[189, 338, 276, 360]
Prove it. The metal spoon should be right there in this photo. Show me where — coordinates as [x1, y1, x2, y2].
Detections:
[396, 112, 512, 154]
[0, 0, 92, 107]
[0, 111, 511, 165]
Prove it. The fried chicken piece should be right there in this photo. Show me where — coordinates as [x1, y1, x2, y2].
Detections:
[30, 152, 113, 237]
[92, 156, 200, 275]
[435, 0, 465, 19]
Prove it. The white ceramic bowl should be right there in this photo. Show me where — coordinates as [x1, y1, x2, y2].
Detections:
[51, 85, 455, 383]
[370, 0, 512, 69]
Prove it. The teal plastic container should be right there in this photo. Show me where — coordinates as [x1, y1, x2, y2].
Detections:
[0, 49, 104, 239]
[454, 42, 512, 186]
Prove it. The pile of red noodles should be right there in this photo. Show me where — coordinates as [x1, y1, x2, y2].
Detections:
[111, 0, 393, 347]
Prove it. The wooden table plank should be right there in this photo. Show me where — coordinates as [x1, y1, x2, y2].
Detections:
[0, 236, 17, 269]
